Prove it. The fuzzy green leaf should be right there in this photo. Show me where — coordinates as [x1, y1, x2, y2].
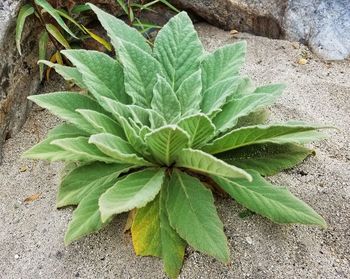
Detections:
[213, 84, 285, 133]
[89, 133, 153, 166]
[39, 60, 85, 88]
[145, 125, 189, 166]
[201, 76, 242, 115]
[118, 41, 163, 107]
[217, 143, 315, 176]
[99, 168, 165, 222]
[175, 70, 202, 116]
[201, 41, 246, 91]
[76, 109, 125, 138]
[62, 50, 129, 103]
[177, 113, 215, 148]
[88, 3, 151, 53]
[203, 123, 326, 154]
[64, 175, 119, 245]
[23, 124, 88, 161]
[51, 136, 118, 163]
[166, 170, 229, 262]
[176, 148, 252, 180]
[154, 12, 203, 91]
[213, 171, 327, 227]
[151, 75, 181, 123]
[58, 162, 131, 207]
[28, 92, 104, 133]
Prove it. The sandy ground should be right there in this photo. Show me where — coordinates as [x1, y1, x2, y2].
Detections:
[0, 23, 349, 279]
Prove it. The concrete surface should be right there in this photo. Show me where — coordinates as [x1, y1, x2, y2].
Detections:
[0, 24, 349, 278]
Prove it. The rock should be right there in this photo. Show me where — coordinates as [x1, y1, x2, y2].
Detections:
[172, 0, 350, 60]
[0, 0, 41, 163]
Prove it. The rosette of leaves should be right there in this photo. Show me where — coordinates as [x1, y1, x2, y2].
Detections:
[24, 4, 327, 278]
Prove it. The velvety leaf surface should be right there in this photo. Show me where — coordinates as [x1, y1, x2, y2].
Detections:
[89, 133, 153, 166]
[176, 149, 251, 180]
[62, 50, 129, 103]
[213, 171, 327, 227]
[145, 125, 189, 166]
[217, 143, 315, 176]
[39, 60, 85, 88]
[201, 42, 246, 91]
[201, 76, 242, 115]
[88, 3, 151, 53]
[175, 70, 202, 116]
[151, 75, 181, 123]
[28, 92, 104, 133]
[166, 170, 229, 262]
[64, 175, 120, 245]
[177, 114, 215, 148]
[118, 41, 162, 107]
[99, 168, 165, 222]
[154, 12, 203, 92]
[213, 84, 285, 133]
[58, 162, 131, 207]
[51, 137, 118, 163]
[203, 123, 326, 154]
[23, 124, 88, 161]
[76, 109, 125, 138]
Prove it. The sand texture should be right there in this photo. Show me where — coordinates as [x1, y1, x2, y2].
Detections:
[0, 24, 349, 279]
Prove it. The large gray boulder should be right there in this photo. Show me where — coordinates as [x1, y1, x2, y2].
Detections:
[0, 0, 40, 163]
[172, 0, 350, 60]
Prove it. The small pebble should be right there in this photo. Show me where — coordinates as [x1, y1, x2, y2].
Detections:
[246, 236, 253, 245]
[14, 254, 19, 259]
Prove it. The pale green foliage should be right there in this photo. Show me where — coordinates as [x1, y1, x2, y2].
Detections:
[24, 5, 327, 279]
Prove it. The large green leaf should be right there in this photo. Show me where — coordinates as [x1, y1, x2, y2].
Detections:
[38, 31, 49, 81]
[118, 41, 163, 107]
[176, 149, 251, 180]
[35, 0, 77, 38]
[213, 84, 285, 133]
[28, 92, 104, 133]
[177, 114, 215, 148]
[145, 125, 190, 166]
[212, 171, 327, 227]
[203, 123, 326, 154]
[76, 109, 125, 138]
[217, 143, 315, 176]
[23, 124, 88, 161]
[88, 4, 151, 53]
[151, 75, 181, 123]
[201, 41, 246, 92]
[89, 133, 153, 166]
[62, 50, 129, 103]
[38, 60, 85, 88]
[51, 136, 118, 163]
[99, 168, 165, 222]
[16, 4, 35, 55]
[64, 176, 123, 244]
[175, 70, 202, 116]
[58, 162, 131, 207]
[131, 187, 186, 279]
[154, 12, 203, 91]
[201, 76, 242, 115]
[166, 170, 229, 262]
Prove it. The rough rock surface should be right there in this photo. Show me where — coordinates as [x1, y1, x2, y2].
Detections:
[1, 24, 349, 278]
[0, 0, 41, 163]
[172, 0, 350, 60]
